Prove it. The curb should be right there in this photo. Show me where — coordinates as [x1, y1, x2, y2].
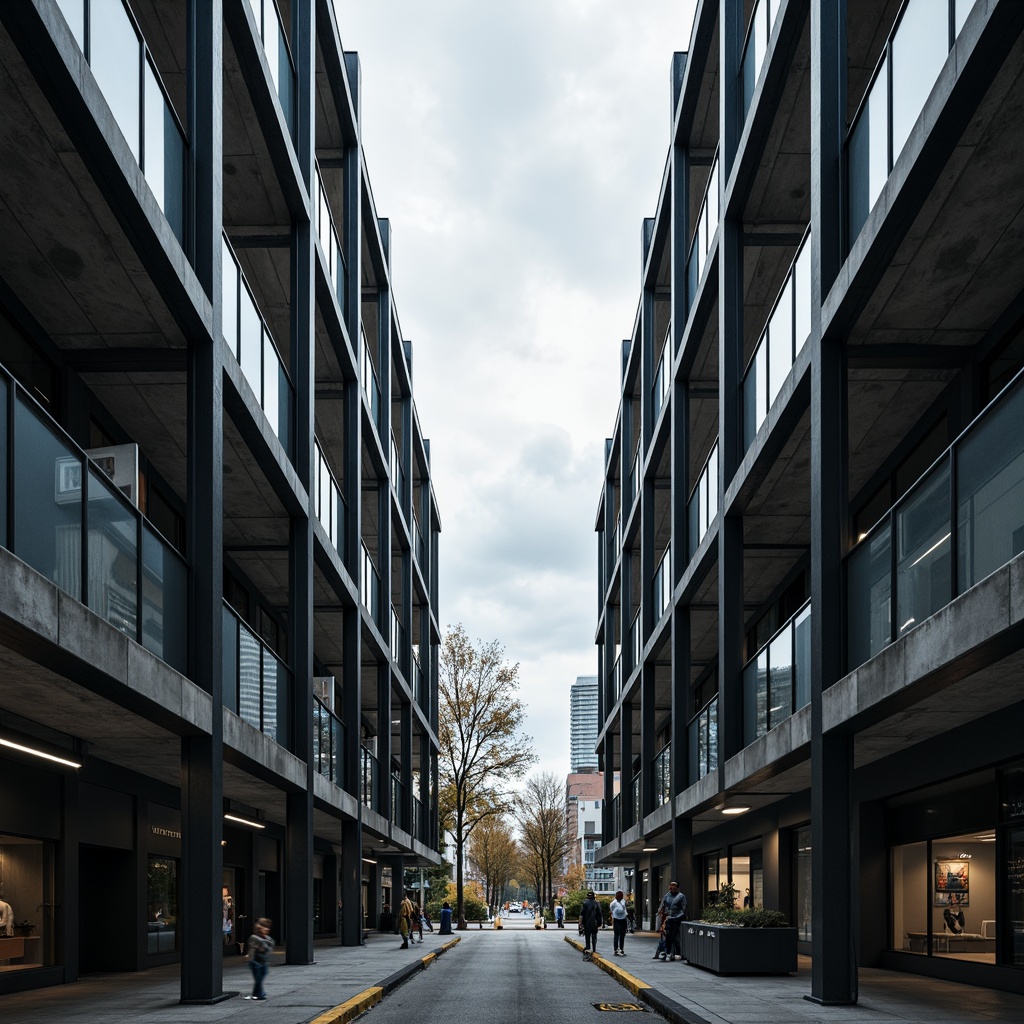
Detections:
[563, 936, 710, 1024]
[310, 937, 461, 1024]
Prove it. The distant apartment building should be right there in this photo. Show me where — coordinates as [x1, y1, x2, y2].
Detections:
[565, 770, 618, 894]
[569, 674, 599, 771]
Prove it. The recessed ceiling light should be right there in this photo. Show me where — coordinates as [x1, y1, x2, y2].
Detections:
[722, 806, 750, 815]
[642, 847, 658, 852]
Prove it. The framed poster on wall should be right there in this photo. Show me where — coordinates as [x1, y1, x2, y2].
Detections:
[934, 860, 969, 906]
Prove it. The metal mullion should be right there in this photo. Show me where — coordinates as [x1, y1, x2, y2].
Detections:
[138, 28, 146, 174]
[136, 513, 143, 645]
[889, 506, 898, 646]
[949, 444, 958, 602]
[81, 457, 89, 607]
[5, 373, 14, 553]
[84, 0, 91, 63]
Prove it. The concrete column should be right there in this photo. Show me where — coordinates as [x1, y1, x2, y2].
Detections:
[340, 818, 363, 945]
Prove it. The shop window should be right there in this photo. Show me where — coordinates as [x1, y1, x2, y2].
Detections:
[147, 856, 179, 955]
[0, 835, 56, 971]
[1008, 826, 1024, 966]
[731, 841, 763, 909]
[891, 833, 996, 962]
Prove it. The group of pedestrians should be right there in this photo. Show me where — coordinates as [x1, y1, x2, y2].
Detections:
[398, 892, 444, 948]
[577, 881, 688, 962]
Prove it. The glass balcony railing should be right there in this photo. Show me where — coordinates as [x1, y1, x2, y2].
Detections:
[412, 795, 423, 843]
[360, 745, 380, 811]
[629, 448, 641, 506]
[55, 0, 186, 244]
[391, 774, 406, 830]
[313, 438, 346, 560]
[742, 232, 811, 450]
[609, 793, 621, 836]
[314, 161, 347, 318]
[2, 369, 188, 673]
[221, 236, 294, 457]
[412, 513, 426, 567]
[360, 330, 382, 434]
[247, 0, 295, 135]
[653, 743, 671, 808]
[632, 773, 641, 825]
[312, 694, 345, 787]
[652, 341, 670, 425]
[742, 602, 811, 746]
[630, 611, 642, 672]
[847, 369, 1024, 670]
[653, 548, 672, 622]
[686, 152, 720, 304]
[687, 440, 719, 559]
[848, 0, 979, 244]
[612, 653, 622, 701]
[360, 544, 380, 623]
[688, 695, 719, 784]
[741, 0, 781, 118]
[390, 432, 406, 505]
[390, 605, 408, 676]
[223, 602, 288, 743]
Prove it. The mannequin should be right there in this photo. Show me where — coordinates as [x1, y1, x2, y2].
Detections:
[0, 899, 13, 936]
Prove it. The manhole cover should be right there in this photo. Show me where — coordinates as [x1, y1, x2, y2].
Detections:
[593, 1003, 647, 1012]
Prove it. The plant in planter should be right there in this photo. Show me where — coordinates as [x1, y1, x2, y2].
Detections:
[684, 883, 797, 975]
[13, 920, 35, 936]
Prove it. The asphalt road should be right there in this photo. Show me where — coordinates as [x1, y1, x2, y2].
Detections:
[363, 926, 647, 1024]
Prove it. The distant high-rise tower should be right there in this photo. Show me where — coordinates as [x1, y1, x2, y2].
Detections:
[569, 675, 599, 772]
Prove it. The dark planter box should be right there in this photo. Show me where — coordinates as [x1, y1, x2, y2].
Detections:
[682, 923, 798, 975]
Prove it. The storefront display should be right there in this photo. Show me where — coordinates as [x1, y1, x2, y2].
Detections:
[0, 836, 55, 971]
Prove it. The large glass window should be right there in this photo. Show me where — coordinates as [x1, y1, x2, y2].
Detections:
[0, 835, 56, 970]
[892, 833, 996, 961]
[147, 856, 178, 954]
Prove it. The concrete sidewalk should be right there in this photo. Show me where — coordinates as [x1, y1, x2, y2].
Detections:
[0, 931, 459, 1024]
[567, 931, 1024, 1024]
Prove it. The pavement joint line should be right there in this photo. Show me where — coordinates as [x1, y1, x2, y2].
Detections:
[564, 936, 712, 1024]
[311, 936, 461, 1024]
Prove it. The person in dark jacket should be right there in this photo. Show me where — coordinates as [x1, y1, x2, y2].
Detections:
[579, 891, 603, 959]
[438, 901, 453, 935]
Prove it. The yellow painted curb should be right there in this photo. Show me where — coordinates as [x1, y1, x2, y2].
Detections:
[421, 952, 436, 966]
[563, 936, 650, 996]
[308, 985, 383, 1024]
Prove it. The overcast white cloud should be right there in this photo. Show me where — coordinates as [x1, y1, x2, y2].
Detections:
[335, 1, 698, 784]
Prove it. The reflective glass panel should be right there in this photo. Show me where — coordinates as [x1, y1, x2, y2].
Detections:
[222, 606, 238, 714]
[956, 382, 1024, 591]
[847, 522, 892, 668]
[262, 335, 279, 436]
[706, 160, 719, 240]
[793, 605, 811, 711]
[238, 624, 261, 729]
[793, 239, 812, 351]
[263, 0, 280, 91]
[891, 0, 948, 161]
[87, 468, 137, 637]
[848, 57, 889, 243]
[707, 698, 718, 771]
[238, 282, 262, 398]
[768, 626, 793, 729]
[755, 343, 767, 432]
[1010, 826, 1024, 966]
[707, 445, 718, 527]
[90, 0, 140, 159]
[14, 397, 82, 600]
[743, 660, 758, 747]
[147, 856, 179, 954]
[896, 462, 951, 637]
[141, 527, 187, 673]
[742, 360, 759, 451]
[143, 60, 165, 209]
[955, 0, 978, 36]
[0, 378, 6, 546]
[262, 654, 277, 742]
[221, 242, 238, 351]
[768, 277, 793, 405]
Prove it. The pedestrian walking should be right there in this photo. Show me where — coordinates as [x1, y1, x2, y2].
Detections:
[438, 901, 453, 935]
[242, 917, 274, 1001]
[554, 901, 565, 929]
[579, 890, 603, 959]
[422, 907, 434, 932]
[412, 903, 424, 943]
[398, 892, 415, 949]
[609, 890, 629, 956]
[659, 881, 688, 962]
[626, 900, 636, 934]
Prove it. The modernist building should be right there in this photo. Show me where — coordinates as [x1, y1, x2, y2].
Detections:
[569, 674, 599, 771]
[594, 0, 1024, 1002]
[0, 0, 440, 1002]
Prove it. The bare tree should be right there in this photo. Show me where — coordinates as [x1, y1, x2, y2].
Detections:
[517, 771, 573, 911]
[438, 624, 535, 928]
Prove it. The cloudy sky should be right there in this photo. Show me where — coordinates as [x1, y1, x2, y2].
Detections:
[335, 2, 698, 784]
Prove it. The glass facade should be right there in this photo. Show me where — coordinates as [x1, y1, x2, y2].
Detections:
[0, 836, 56, 971]
[147, 857, 179, 955]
